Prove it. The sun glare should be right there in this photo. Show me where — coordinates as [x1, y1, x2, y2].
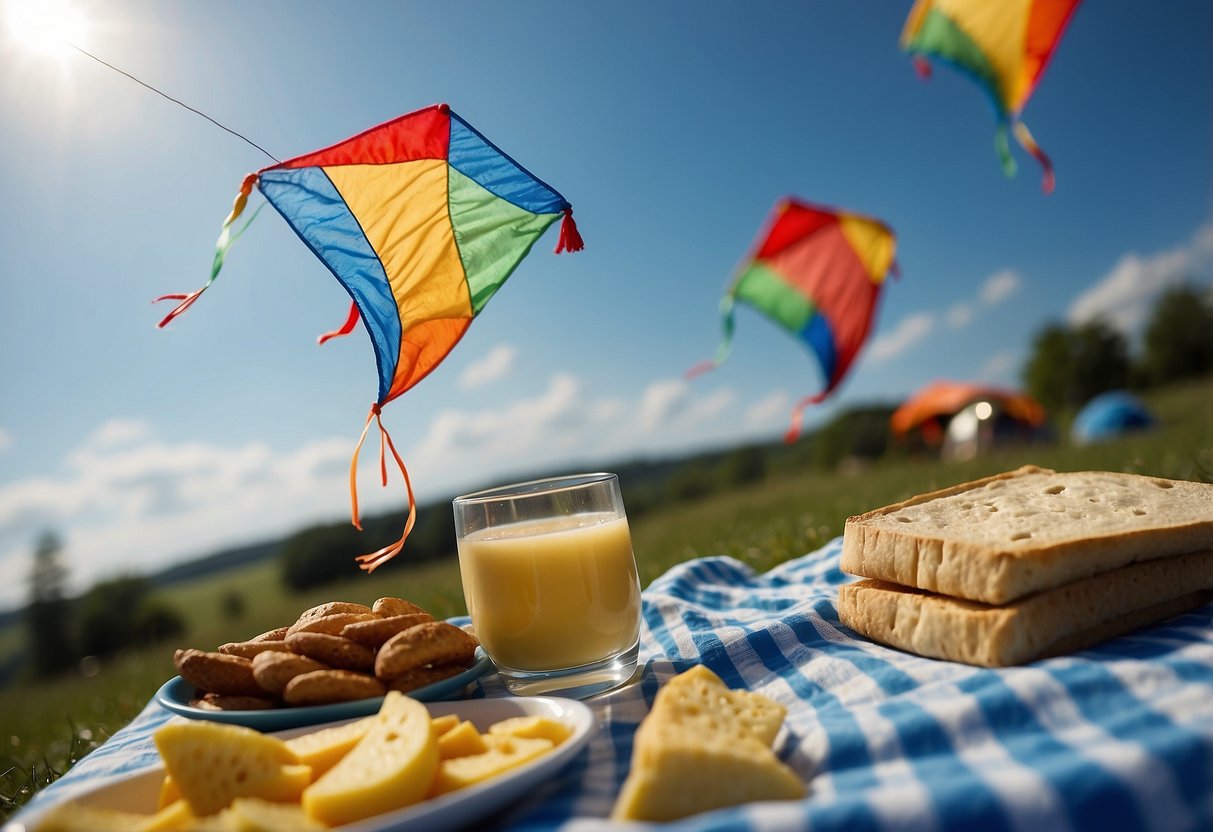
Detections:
[4, 0, 89, 56]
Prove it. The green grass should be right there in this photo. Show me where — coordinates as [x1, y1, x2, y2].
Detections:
[0, 376, 1209, 818]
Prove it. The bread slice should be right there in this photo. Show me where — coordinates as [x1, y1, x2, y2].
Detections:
[841, 466, 1213, 604]
[837, 550, 1213, 666]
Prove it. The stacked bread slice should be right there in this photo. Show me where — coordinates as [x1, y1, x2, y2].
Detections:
[837, 466, 1213, 666]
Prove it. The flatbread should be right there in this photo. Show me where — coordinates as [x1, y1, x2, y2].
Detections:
[841, 466, 1213, 604]
[837, 549, 1213, 666]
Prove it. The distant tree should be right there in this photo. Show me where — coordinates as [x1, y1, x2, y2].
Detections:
[133, 601, 187, 645]
[719, 446, 766, 487]
[25, 531, 75, 677]
[281, 523, 365, 590]
[1069, 320, 1131, 402]
[666, 463, 715, 501]
[220, 589, 246, 620]
[1138, 285, 1213, 386]
[1023, 323, 1074, 412]
[77, 575, 186, 656]
[1023, 319, 1130, 411]
[810, 406, 894, 470]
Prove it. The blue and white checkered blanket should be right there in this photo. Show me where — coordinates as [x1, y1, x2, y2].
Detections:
[14, 538, 1213, 830]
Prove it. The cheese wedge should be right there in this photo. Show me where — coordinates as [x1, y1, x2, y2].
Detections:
[488, 715, 573, 745]
[225, 797, 327, 832]
[152, 722, 305, 816]
[301, 692, 439, 826]
[431, 734, 554, 796]
[284, 716, 374, 779]
[612, 665, 805, 822]
[437, 720, 489, 759]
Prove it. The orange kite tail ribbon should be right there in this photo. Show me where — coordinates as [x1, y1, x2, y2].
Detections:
[348, 404, 417, 573]
[318, 300, 361, 345]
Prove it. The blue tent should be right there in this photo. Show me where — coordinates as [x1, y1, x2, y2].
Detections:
[1071, 391, 1156, 444]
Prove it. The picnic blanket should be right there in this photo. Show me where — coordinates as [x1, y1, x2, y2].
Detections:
[13, 537, 1213, 831]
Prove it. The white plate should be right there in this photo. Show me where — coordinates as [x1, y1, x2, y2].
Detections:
[7, 696, 594, 832]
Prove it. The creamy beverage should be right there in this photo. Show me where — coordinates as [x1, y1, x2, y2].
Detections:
[457, 512, 641, 671]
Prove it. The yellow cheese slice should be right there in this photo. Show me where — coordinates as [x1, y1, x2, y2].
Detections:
[301, 692, 439, 827]
[152, 721, 304, 816]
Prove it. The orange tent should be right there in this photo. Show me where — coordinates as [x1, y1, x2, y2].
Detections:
[890, 380, 1046, 438]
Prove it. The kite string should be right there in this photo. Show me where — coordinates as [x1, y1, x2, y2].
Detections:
[68, 43, 280, 164]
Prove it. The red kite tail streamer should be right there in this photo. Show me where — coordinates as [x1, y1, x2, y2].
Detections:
[317, 300, 361, 345]
[912, 55, 933, 80]
[348, 404, 417, 572]
[1012, 121, 1056, 194]
[783, 391, 828, 445]
[155, 174, 262, 328]
[554, 208, 585, 254]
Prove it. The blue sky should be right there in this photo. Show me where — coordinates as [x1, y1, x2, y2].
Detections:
[0, 1, 1210, 608]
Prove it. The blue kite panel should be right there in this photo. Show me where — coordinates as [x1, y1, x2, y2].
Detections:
[448, 113, 567, 215]
[258, 167, 400, 403]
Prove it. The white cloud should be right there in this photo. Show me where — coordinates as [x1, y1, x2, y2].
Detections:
[976, 350, 1018, 384]
[0, 429, 355, 606]
[0, 428, 10, 453]
[86, 418, 152, 449]
[867, 312, 936, 362]
[412, 373, 598, 471]
[744, 391, 790, 428]
[980, 269, 1021, 306]
[458, 344, 516, 389]
[637, 379, 690, 433]
[0, 375, 755, 608]
[1068, 223, 1213, 334]
[947, 302, 974, 329]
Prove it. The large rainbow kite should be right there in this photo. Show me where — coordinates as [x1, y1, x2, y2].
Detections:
[157, 103, 582, 570]
[689, 198, 897, 442]
[901, 0, 1081, 193]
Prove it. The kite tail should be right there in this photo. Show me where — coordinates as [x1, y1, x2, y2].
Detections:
[911, 55, 932, 80]
[685, 296, 737, 379]
[994, 123, 1017, 179]
[554, 208, 585, 254]
[154, 173, 261, 328]
[1012, 121, 1056, 194]
[784, 391, 827, 444]
[348, 404, 417, 573]
[318, 300, 361, 345]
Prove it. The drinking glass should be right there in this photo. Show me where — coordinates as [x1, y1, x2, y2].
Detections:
[453, 473, 642, 698]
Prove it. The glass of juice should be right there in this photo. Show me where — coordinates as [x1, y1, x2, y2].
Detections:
[453, 472, 642, 698]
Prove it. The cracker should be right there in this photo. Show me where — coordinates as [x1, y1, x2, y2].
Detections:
[283, 670, 386, 707]
[374, 622, 478, 680]
[286, 632, 376, 672]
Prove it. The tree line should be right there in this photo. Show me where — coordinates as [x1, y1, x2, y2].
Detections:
[1023, 285, 1213, 412]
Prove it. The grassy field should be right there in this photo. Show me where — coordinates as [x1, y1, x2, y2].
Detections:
[1, 377, 1209, 816]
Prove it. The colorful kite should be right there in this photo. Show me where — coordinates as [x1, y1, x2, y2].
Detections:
[156, 103, 582, 571]
[901, 0, 1081, 193]
[688, 198, 897, 442]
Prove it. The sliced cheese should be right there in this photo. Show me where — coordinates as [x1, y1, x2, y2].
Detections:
[152, 722, 304, 816]
[301, 692, 439, 826]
